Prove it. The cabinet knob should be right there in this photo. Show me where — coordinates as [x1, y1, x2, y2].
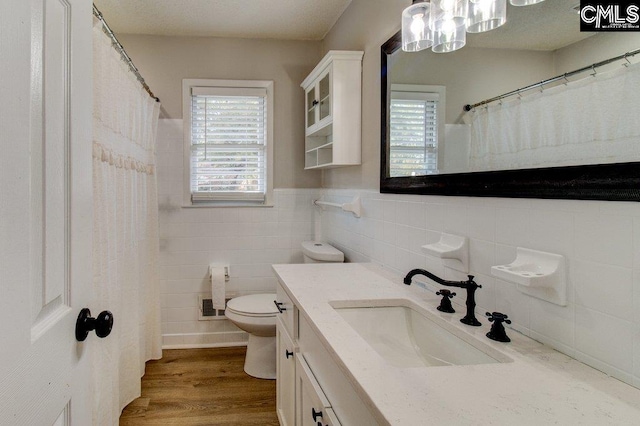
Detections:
[274, 300, 287, 313]
[311, 408, 323, 421]
[285, 350, 294, 359]
[312, 100, 319, 106]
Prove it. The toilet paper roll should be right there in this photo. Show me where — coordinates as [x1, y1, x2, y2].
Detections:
[210, 265, 226, 310]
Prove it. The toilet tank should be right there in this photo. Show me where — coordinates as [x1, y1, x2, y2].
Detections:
[301, 241, 344, 263]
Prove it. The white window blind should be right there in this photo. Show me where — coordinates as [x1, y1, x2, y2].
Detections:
[190, 86, 268, 203]
[389, 91, 439, 177]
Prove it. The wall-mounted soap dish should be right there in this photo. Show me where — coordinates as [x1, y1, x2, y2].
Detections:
[422, 233, 468, 273]
[491, 248, 566, 306]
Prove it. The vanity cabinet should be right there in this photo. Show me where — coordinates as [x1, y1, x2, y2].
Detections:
[301, 50, 363, 170]
[275, 280, 380, 426]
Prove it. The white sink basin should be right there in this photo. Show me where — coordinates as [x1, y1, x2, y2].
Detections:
[332, 299, 511, 368]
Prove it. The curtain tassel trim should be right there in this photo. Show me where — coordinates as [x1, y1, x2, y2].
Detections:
[93, 142, 155, 175]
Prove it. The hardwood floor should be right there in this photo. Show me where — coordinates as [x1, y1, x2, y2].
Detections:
[120, 347, 279, 426]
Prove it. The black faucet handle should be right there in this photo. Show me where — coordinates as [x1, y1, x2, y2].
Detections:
[486, 311, 512, 324]
[436, 289, 456, 298]
[485, 312, 511, 342]
[436, 289, 456, 313]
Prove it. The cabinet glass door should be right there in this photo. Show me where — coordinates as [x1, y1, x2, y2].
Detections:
[306, 88, 317, 129]
[318, 72, 331, 122]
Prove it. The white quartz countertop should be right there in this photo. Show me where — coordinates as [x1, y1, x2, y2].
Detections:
[272, 262, 640, 426]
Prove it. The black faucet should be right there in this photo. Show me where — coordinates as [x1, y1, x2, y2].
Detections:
[404, 269, 482, 326]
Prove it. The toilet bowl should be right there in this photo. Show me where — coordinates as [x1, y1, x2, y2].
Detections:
[301, 240, 345, 263]
[225, 293, 278, 379]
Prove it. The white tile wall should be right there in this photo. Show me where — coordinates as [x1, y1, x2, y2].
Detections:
[156, 119, 319, 348]
[319, 188, 640, 388]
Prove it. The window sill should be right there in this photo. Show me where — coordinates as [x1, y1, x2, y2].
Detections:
[182, 203, 274, 209]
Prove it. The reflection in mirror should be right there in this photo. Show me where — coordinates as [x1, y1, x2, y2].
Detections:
[389, 84, 444, 177]
[381, 3, 640, 201]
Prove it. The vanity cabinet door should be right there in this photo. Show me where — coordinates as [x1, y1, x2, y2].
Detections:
[295, 355, 342, 426]
[276, 317, 296, 426]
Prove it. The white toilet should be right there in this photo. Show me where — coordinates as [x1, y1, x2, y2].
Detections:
[301, 240, 345, 263]
[225, 241, 344, 380]
[225, 293, 279, 379]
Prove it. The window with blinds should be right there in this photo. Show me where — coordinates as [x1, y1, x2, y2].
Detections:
[389, 90, 440, 177]
[185, 82, 273, 204]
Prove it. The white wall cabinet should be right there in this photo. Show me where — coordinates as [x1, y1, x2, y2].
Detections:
[301, 51, 363, 169]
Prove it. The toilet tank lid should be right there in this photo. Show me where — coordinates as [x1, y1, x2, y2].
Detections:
[301, 241, 344, 262]
[226, 293, 278, 315]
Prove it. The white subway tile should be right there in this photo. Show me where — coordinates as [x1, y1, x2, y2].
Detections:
[573, 260, 634, 320]
[469, 239, 496, 277]
[164, 293, 197, 309]
[634, 269, 640, 324]
[575, 305, 634, 373]
[634, 217, 640, 268]
[495, 208, 531, 247]
[467, 205, 496, 242]
[575, 213, 633, 267]
[634, 327, 640, 379]
[425, 203, 444, 231]
[383, 200, 396, 223]
[529, 298, 575, 353]
[494, 279, 530, 335]
[527, 209, 574, 257]
[166, 307, 199, 322]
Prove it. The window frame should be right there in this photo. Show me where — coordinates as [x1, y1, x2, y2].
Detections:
[182, 79, 274, 207]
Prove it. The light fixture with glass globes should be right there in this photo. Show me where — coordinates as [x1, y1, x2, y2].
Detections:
[400, 0, 545, 53]
[402, 0, 433, 52]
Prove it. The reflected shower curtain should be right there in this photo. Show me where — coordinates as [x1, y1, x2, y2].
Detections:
[92, 20, 162, 425]
[467, 61, 640, 171]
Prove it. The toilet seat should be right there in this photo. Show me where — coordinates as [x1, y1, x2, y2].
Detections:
[226, 293, 278, 317]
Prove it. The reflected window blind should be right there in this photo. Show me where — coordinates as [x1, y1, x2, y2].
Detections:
[190, 86, 267, 202]
[389, 92, 439, 177]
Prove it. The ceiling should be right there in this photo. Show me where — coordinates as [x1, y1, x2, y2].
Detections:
[94, 0, 593, 50]
[93, 0, 353, 40]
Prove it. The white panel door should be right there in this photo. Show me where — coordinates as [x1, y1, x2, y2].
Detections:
[0, 0, 94, 424]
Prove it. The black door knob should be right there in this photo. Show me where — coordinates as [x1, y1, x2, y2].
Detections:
[311, 408, 323, 421]
[75, 308, 114, 341]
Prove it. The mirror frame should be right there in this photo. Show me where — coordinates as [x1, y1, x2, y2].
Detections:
[380, 31, 640, 202]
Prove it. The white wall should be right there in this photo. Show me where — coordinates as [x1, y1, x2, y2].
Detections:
[319, 0, 640, 389]
[118, 34, 323, 189]
[157, 119, 319, 348]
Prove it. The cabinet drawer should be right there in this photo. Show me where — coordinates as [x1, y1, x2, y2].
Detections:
[276, 280, 296, 338]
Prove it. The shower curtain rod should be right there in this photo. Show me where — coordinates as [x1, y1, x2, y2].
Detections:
[463, 47, 640, 112]
[92, 4, 160, 103]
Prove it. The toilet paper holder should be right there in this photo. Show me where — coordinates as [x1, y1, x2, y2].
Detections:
[209, 264, 230, 281]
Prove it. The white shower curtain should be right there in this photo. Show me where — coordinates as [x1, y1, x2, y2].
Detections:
[92, 20, 162, 425]
[467, 61, 640, 171]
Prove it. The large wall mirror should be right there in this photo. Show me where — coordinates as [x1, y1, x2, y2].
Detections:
[381, 2, 640, 201]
